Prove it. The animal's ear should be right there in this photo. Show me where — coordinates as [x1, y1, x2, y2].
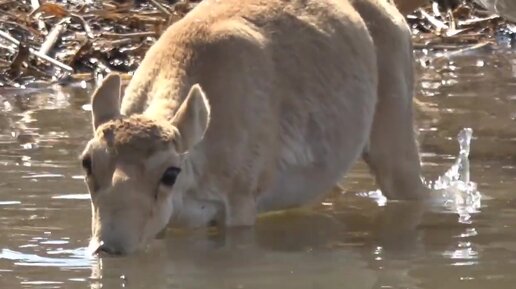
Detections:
[91, 73, 121, 130]
[171, 84, 211, 153]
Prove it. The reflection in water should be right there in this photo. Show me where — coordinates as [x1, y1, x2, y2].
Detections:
[0, 50, 515, 289]
[0, 248, 93, 268]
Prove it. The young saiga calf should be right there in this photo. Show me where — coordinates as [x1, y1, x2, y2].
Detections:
[81, 0, 428, 255]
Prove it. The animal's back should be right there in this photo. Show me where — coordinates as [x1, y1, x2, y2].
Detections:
[227, 0, 380, 210]
[121, 0, 379, 222]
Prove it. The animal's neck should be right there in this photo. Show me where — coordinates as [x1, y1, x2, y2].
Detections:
[142, 75, 194, 122]
[143, 95, 181, 122]
[392, 0, 428, 14]
[122, 38, 197, 120]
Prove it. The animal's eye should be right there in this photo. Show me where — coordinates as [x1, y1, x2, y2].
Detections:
[160, 167, 181, 186]
[82, 156, 92, 175]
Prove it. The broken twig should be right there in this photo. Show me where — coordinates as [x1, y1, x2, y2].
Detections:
[0, 30, 73, 72]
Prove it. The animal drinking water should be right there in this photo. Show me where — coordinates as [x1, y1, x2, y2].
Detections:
[81, 0, 428, 255]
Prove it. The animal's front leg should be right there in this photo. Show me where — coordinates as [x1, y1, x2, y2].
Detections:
[224, 190, 257, 227]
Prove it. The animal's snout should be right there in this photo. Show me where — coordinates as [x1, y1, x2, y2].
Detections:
[92, 241, 123, 256]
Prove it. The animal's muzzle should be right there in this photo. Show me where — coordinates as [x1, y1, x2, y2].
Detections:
[92, 241, 124, 256]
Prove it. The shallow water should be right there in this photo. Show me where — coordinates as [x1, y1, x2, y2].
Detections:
[0, 48, 515, 289]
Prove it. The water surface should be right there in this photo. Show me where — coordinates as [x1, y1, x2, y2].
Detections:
[0, 48, 515, 289]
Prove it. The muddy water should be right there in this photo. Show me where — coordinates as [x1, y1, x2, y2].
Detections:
[0, 48, 515, 289]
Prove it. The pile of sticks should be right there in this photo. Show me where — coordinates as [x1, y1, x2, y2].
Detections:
[408, 0, 516, 56]
[0, 0, 198, 87]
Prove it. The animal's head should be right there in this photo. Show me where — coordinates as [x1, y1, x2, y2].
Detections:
[81, 74, 210, 255]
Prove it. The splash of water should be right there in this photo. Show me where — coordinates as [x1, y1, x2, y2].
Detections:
[358, 128, 482, 223]
[424, 128, 482, 223]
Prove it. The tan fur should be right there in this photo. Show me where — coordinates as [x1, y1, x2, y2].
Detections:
[81, 0, 427, 255]
[96, 115, 177, 157]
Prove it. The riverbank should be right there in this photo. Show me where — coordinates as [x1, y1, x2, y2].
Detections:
[0, 0, 514, 88]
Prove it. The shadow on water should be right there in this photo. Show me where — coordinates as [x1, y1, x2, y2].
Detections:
[0, 48, 515, 289]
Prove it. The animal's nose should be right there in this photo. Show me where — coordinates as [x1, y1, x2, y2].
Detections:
[93, 242, 121, 256]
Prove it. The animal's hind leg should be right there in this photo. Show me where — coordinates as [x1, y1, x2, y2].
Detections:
[354, 0, 427, 200]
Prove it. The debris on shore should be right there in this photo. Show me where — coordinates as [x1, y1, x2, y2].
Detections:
[408, 1, 516, 57]
[0, 0, 514, 88]
[0, 0, 199, 88]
